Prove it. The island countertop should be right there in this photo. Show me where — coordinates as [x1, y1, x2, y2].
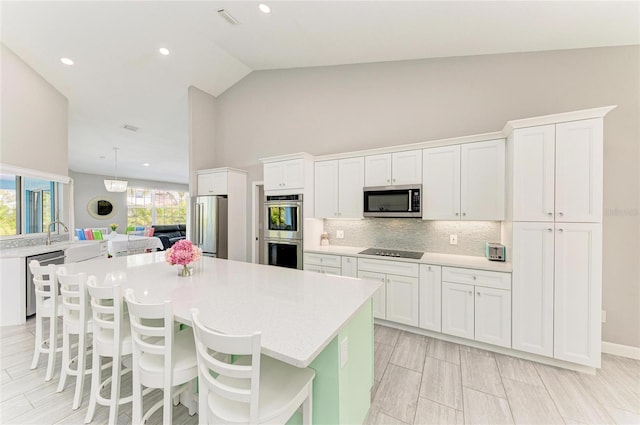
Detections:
[66, 253, 381, 368]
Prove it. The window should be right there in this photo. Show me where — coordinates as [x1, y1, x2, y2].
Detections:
[126, 187, 187, 227]
[0, 173, 61, 237]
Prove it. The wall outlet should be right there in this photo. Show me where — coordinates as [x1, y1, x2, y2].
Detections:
[602, 310, 607, 323]
[449, 234, 458, 245]
[336, 230, 344, 239]
[340, 337, 349, 368]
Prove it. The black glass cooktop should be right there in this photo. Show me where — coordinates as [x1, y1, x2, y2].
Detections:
[358, 248, 424, 260]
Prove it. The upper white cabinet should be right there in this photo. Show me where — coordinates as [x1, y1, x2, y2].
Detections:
[422, 140, 505, 221]
[264, 158, 305, 191]
[197, 170, 228, 195]
[511, 118, 603, 222]
[314, 157, 364, 219]
[364, 150, 422, 187]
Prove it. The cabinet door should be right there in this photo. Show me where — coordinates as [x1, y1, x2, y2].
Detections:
[341, 256, 358, 278]
[475, 287, 511, 348]
[419, 264, 442, 332]
[460, 140, 505, 220]
[512, 222, 554, 357]
[315, 160, 338, 218]
[282, 159, 305, 189]
[338, 157, 365, 218]
[554, 223, 602, 367]
[386, 274, 419, 326]
[263, 162, 284, 191]
[512, 125, 555, 221]
[441, 282, 474, 339]
[555, 119, 603, 223]
[392, 150, 422, 185]
[364, 154, 392, 187]
[422, 145, 461, 220]
[358, 270, 386, 319]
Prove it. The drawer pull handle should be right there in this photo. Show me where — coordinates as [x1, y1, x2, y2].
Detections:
[477, 291, 481, 296]
[547, 228, 553, 232]
[473, 276, 477, 280]
[558, 228, 564, 232]
[558, 212, 564, 216]
[468, 291, 473, 295]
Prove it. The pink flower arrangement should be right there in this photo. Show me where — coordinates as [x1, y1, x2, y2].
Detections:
[165, 240, 202, 266]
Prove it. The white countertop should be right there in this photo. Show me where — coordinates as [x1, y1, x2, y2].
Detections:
[64, 253, 381, 368]
[0, 240, 99, 259]
[305, 245, 512, 272]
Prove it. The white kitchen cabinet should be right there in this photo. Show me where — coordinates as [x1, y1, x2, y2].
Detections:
[304, 263, 341, 276]
[364, 150, 422, 187]
[460, 140, 505, 221]
[422, 140, 504, 221]
[474, 286, 511, 348]
[554, 222, 602, 367]
[341, 256, 358, 278]
[264, 159, 305, 191]
[441, 282, 475, 340]
[197, 171, 228, 196]
[386, 274, 420, 326]
[511, 119, 603, 223]
[419, 264, 442, 332]
[358, 270, 386, 319]
[314, 157, 364, 219]
[422, 145, 461, 220]
[511, 222, 555, 357]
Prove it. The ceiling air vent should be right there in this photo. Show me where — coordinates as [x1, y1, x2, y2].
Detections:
[122, 124, 139, 132]
[218, 9, 239, 25]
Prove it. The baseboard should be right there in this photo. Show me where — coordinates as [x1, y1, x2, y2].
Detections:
[602, 341, 640, 360]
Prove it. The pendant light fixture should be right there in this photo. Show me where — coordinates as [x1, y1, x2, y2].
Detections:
[104, 147, 128, 192]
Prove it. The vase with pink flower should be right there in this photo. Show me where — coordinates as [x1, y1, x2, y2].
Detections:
[165, 240, 202, 277]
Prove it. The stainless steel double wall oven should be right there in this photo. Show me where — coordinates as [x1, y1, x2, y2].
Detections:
[264, 194, 303, 269]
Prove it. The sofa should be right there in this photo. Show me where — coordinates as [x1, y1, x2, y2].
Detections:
[152, 224, 187, 250]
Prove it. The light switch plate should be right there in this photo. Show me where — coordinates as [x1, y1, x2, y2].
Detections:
[450, 234, 458, 245]
[336, 230, 344, 239]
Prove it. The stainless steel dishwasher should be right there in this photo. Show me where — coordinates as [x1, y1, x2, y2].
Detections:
[25, 250, 65, 316]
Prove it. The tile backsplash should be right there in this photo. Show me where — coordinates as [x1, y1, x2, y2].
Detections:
[322, 219, 501, 257]
[0, 234, 70, 250]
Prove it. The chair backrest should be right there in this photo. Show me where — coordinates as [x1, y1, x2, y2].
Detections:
[92, 230, 103, 240]
[29, 261, 59, 310]
[57, 268, 90, 326]
[124, 289, 175, 386]
[84, 229, 94, 240]
[86, 273, 127, 354]
[191, 308, 262, 422]
[76, 229, 86, 240]
[143, 227, 154, 237]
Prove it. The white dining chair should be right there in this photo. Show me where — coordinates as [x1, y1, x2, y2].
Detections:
[28, 261, 63, 382]
[56, 268, 93, 410]
[124, 288, 198, 425]
[85, 275, 134, 424]
[191, 308, 315, 425]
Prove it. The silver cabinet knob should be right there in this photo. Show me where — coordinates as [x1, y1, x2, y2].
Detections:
[477, 291, 481, 296]
[462, 212, 466, 216]
[387, 179, 391, 183]
[392, 178, 396, 182]
[547, 212, 553, 216]
[455, 212, 459, 216]
[428, 266, 432, 271]
[468, 291, 473, 295]
[558, 228, 564, 232]
[547, 228, 553, 232]
[558, 212, 564, 216]
[473, 276, 477, 280]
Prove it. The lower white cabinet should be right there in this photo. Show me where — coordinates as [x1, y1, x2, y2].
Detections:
[341, 256, 358, 277]
[441, 267, 512, 348]
[419, 264, 442, 332]
[303, 252, 358, 277]
[386, 275, 420, 326]
[358, 271, 387, 319]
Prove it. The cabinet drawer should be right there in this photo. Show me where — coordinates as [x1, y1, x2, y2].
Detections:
[304, 253, 342, 268]
[303, 263, 341, 275]
[357, 258, 419, 277]
[442, 267, 511, 290]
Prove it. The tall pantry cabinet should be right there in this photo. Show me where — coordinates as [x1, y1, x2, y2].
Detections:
[505, 107, 615, 368]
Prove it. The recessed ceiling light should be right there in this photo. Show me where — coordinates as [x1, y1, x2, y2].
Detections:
[159, 47, 170, 56]
[60, 57, 74, 66]
[143, 163, 150, 167]
[258, 3, 271, 13]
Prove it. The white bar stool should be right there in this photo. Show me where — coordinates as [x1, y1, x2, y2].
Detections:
[56, 268, 93, 410]
[191, 308, 315, 424]
[28, 261, 63, 382]
[124, 288, 198, 425]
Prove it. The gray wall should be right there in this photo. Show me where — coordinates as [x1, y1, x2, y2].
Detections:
[198, 45, 640, 348]
[70, 171, 188, 231]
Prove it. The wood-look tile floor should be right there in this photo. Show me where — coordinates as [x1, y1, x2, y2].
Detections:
[2, 319, 639, 424]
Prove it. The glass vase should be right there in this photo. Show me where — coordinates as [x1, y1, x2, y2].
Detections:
[178, 265, 193, 277]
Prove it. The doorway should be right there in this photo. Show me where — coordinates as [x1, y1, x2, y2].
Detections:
[251, 181, 264, 264]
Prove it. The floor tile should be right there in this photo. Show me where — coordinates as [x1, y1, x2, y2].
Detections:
[460, 350, 506, 398]
[414, 397, 463, 425]
[374, 342, 394, 381]
[0, 394, 33, 423]
[390, 332, 428, 372]
[502, 377, 563, 424]
[459, 345, 495, 357]
[463, 387, 513, 425]
[426, 338, 460, 365]
[495, 353, 544, 387]
[375, 325, 401, 346]
[364, 406, 409, 425]
[373, 364, 421, 424]
[420, 356, 463, 410]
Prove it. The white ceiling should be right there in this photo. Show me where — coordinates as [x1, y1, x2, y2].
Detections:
[2, 1, 638, 184]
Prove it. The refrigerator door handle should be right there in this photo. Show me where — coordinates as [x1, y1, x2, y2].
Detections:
[194, 203, 201, 246]
[199, 203, 204, 246]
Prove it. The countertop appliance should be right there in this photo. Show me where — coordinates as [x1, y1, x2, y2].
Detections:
[363, 184, 422, 218]
[264, 194, 303, 269]
[191, 195, 229, 259]
[486, 242, 506, 262]
[358, 248, 424, 260]
[26, 250, 65, 316]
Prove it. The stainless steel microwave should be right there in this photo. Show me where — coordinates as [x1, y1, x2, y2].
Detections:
[363, 185, 422, 218]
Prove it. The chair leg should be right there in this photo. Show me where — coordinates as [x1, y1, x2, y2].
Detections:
[163, 386, 173, 425]
[57, 325, 70, 392]
[85, 348, 100, 424]
[45, 316, 58, 381]
[72, 331, 88, 410]
[302, 383, 313, 425]
[108, 356, 122, 424]
[31, 314, 43, 369]
[198, 382, 208, 425]
[131, 353, 143, 425]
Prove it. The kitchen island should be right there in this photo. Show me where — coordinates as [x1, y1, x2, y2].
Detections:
[67, 252, 380, 424]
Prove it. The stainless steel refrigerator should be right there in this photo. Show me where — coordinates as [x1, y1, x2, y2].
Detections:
[190, 195, 228, 259]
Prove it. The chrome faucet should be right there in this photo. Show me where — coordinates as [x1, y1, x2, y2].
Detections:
[46, 221, 69, 245]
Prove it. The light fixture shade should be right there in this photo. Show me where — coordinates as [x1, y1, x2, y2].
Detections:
[104, 179, 128, 192]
